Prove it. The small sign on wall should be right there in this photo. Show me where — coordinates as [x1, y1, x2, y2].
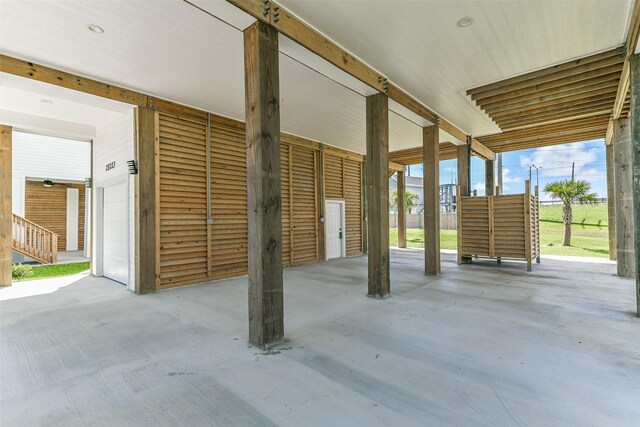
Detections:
[105, 161, 116, 172]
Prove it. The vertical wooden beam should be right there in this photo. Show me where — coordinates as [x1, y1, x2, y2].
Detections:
[366, 93, 390, 298]
[0, 125, 12, 286]
[606, 143, 617, 260]
[134, 107, 158, 294]
[423, 126, 440, 275]
[485, 160, 495, 196]
[630, 53, 640, 316]
[613, 117, 635, 279]
[457, 143, 471, 264]
[244, 21, 284, 347]
[397, 169, 407, 248]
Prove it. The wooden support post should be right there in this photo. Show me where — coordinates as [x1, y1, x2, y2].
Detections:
[630, 53, 640, 316]
[397, 169, 407, 249]
[606, 143, 617, 260]
[613, 117, 635, 279]
[134, 107, 158, 294]
[244, 21, 284, 347]
[0, 125, 12, 286]
[457, 143, 471, 264]
[366, 93, 390, 298]
[423, 126, 440, 275]
[485, 159, 495, 196]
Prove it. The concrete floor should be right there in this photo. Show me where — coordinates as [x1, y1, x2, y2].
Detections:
[1, 249, 639, 426]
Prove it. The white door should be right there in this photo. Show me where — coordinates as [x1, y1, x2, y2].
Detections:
[326, 200, 345, 260]
[66, 188, 79, 251]
[103, 183, 128, 285]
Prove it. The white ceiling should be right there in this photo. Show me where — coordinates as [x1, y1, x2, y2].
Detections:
[278, 0, 633, 137]
[0, 0, 633, 152]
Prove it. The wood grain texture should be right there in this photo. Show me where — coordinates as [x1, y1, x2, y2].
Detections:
[457, 144, 471, 264]
[365, 93, 390, 297]
[244, 21, 284, 348]
[606, 144, 617, 260]
[629, 53, 640, 316]
[0, 125, 11, 286]
[613, 117, 635, 279]
[24, 181, 85, 252]
[396, 170, 406, 249]
[423, 126, 440, 275]
[135, 107, 158, 294]
[485, 160, 495, 197]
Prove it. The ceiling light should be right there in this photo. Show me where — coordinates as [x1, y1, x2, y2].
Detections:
[457, 17, 474, 28]
[43, 179, 53, 188]
[41, 99, 53, 104]
[87, 24, 104, 34]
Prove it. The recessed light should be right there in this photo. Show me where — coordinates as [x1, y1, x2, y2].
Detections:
[457, 17, 474, 28]
[41, 99, 53, 104]
[87, 24, 104, 34]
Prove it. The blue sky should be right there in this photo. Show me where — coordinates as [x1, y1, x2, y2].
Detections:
[405, 138, 607, 202]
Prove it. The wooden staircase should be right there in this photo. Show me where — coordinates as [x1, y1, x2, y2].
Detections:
[12, 213, 58, 264]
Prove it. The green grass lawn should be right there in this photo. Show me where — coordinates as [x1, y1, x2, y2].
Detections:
[14, 262, 91, 282]
[390, 203, 611, 258]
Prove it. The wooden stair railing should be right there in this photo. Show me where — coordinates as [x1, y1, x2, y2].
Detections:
[11, 213, 58, 264]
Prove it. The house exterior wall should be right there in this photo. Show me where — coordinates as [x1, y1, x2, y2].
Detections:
[92, 110, 136, 291]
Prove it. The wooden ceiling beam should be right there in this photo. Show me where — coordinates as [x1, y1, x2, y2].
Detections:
[500, 109, 613, 131]
[468, 47, 624, 98]
[470, 51, 624, 100]
[490, 95, 617, 121]
[470, 139, 496, 161]
[478, 116, 610, 144]
[611, 0, 640, 121]
[482, 125, 608, 149]
[478, 72, 621, 107]
[483, 85, 619, 115]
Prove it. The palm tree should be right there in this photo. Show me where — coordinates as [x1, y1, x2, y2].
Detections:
[390, 189, 419, 214]
[544, 179, 597, 246]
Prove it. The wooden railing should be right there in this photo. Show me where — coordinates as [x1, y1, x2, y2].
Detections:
[11, 213, 58, 264]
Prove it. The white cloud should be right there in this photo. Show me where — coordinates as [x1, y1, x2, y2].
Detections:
[502, 167, 521, 183]
[519, 142, 599, 180]
[473, 182, 485, 195]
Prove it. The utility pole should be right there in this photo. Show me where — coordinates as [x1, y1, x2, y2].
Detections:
[571, 162, 575, 181]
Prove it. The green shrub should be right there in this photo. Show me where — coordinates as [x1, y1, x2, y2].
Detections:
[12, 263, 33, 280]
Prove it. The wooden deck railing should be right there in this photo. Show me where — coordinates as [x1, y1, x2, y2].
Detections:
[12, 213, 58, 264]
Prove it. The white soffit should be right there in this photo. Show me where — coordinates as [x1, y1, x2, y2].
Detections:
[187, 0, 257, 30]
[277, 0, 632, 136]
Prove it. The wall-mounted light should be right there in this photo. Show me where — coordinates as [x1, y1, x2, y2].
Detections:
[85, 177, 92, 188]
[43, 179, 53, 188]
[127, 160, 138, 175]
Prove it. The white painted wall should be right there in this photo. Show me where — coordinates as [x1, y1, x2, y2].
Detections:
[92, 110, 136, 291]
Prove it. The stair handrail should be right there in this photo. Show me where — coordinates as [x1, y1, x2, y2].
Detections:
[11, 213, 58, 264]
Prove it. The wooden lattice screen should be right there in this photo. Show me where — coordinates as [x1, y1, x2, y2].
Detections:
[457, 181, 540, 271]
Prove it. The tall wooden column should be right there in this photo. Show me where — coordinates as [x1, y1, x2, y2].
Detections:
[423, 126, 440, 275]
[135, 107, 158, 294]
[630, 53, 640, 316]
[0, 125, 12, 286]
[485, 159, 495, 196]
[606, 143, 617, 260]
[244, 21, 284, 347]
[366, 93, 390, 298]
[614, 118, 635, 279]
[397, 169, 407, 248]
[457, 143, 471, 264]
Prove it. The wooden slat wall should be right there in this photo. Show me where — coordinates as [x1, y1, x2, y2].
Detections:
[459, 196, 491, 256]
[493, 195, 526, 259]
[155, 111, 364, 289]
[25, 181, 85, 251]
[344, 158, 363, 256]
[157, 113, 208, 289]
[210, 117, 248, 280]
[287, 141, 319, 264]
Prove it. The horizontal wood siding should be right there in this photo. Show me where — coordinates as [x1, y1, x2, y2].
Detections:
[158, 113, 208, 289]
[210, 117, 248, 281]
[344, 159, 363, 256]
[24, 180, 85, 251]
[493, 195, 526, 258]
[459, 196, 491, 256]
[324, 154, 344, 199]
[288, 141, 318, 264]
[281, 142, 292, 266]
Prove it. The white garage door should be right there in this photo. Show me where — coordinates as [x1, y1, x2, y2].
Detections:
[103, 183, 129, 285]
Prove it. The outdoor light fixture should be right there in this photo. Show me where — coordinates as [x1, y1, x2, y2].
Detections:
[127, 160, 138, 175]
[43, 179, 53, 188]
[457, 17, 474, 27]
[87, 24, 104, 33]
[41, 99, 53, 104]
[85, 177, 92, 188]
